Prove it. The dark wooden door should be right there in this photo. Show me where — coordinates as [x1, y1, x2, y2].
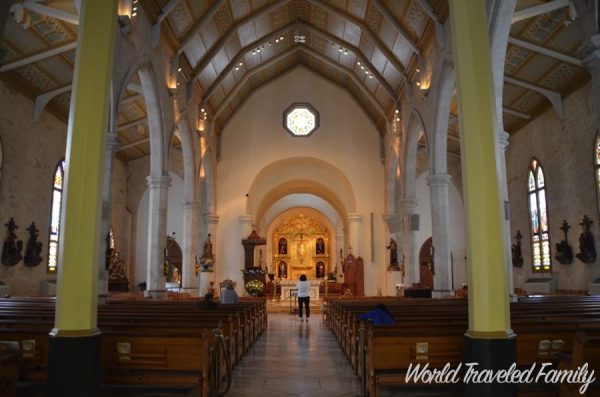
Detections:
[419, 237, 434, 289]
[165, 237, 182, 286]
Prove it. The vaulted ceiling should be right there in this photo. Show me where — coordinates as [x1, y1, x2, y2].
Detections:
[0, 0, 591, 161]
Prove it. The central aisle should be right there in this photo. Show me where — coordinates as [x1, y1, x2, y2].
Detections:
[228, 314, 361, 397]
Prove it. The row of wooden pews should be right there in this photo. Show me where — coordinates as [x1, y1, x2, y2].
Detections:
[324, 295, 600, 397]
[0, 295, 267, 396]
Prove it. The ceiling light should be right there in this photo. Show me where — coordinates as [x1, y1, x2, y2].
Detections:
[280, 36, 284, 40]
[416, 81, 421, 86]
[239, 62, 243, 66]
[357, 61, 361, 65]
[177, 67, 182, 72]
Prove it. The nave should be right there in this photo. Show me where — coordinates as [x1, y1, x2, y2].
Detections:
[228, 314, 361, 397]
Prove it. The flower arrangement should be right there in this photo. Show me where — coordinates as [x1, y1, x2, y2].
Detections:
[245, 280, 264, 296]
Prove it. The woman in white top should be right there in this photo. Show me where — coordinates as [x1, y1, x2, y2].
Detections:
[296, 274, 310, 321]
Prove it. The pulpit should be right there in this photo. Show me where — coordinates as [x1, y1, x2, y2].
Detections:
[342, 254, 364, 296]
[241, 230, 267, 295]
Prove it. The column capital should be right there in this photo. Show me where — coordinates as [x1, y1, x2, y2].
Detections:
[498, 131, 510, 151]
[206, 213, 219, 224]
[146, 175, 171, 188]
[426, 173, 451, 187]
[238, 215, 253, 225]
[347, 213, 363, 223]
[399, 198, 417, 211]
[581, 34, 600, 66]
[106, 132, 120, 152]
[182, 200, 201, 210]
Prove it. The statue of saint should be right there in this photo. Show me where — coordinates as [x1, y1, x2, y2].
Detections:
[386, 238, 399, 270]
[202, 234, 214, 261]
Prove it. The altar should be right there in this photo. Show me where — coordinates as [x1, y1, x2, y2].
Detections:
[279, 279, 321, 301]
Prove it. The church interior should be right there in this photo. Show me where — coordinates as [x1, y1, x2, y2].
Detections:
[1, 0, 600, 396]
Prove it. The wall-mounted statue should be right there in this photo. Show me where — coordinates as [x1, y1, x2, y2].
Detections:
[386, 238, 400, 271]
[2, 218, 23, 266]
[24, 222, 43, 267]
[199, 233, 215, 271]
[511, 230, 524, 268]
[576, 215, 597, 263]
[555, 220, 573, 265]
[278, 261, 287, 278]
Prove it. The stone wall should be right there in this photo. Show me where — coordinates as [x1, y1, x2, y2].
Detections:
[0, 81, 66, 295]
[507, 82, 600, 290]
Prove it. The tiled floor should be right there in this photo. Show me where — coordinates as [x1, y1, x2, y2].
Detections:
[227, 314, 361, 397]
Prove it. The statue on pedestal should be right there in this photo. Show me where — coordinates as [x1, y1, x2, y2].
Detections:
[198, 234, 215, 271]
[386, 238, 400, 271]
[576, 215, 597, 263]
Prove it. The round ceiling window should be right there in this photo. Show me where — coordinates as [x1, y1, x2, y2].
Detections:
[283, 103, 319, 137]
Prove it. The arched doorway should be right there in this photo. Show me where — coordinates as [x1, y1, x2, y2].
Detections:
[419, 237, 434, 289]
[165, 237, 182, 287]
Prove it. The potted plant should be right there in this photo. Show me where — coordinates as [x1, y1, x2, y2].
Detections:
[245, 280, 264, 297]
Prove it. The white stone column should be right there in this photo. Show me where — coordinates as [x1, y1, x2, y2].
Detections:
[145, 175, 171, 292]
[498, 131, 514, 295]
[400, 199, 418, 285]
[427, 173, 453, 294]
[181, 200, 200, 290]
[347, 213, 363, 257]
[98, 132, 119, 296]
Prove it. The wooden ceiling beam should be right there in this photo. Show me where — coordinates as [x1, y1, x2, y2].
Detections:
[214, 46, 298, 117]
[203, 20, 398, 103]
[503, 106, 531, 119]
[305, 0, 408, 76]
[300, 45, 387, 117]
[0, 41, 77, 72]
[178, 0, 228, 53]
[33, 83, 71, 121]
[117, 117, 147, 131]
[512, 0, 569, 24]
[117, 137, 150, 151]
[504, 75, 563, 119]
[306, 22, 397, 99]
[508, 37, 582, 66]
[369, 0, 420, 56]
[214, 45, 386, 125]
[151, 0, 182, 47]
[190, 0, 292, 80]
[203, 22, 299, 101]
[11, 0, 79, 25]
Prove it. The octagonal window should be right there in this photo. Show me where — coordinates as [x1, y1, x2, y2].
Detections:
[283, 103, 319, 137]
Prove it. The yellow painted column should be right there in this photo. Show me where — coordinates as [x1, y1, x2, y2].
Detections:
[448, 1, 512, 337]
[53, 0, 117, 334]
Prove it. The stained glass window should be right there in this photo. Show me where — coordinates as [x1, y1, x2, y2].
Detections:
[283, 103, 319, 137]
[48, 160, 65, 273]
[528, 158, 551, 272]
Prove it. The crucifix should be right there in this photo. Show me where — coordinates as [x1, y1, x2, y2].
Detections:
[295, 233, 307, 264]
[560, 220, 571, 239]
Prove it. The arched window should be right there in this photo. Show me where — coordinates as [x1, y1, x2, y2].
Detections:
[48, 159, 65, 273]
[528, 158, 551, 272]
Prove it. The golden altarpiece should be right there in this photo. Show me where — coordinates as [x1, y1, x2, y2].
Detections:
[272, 214, 330, 280]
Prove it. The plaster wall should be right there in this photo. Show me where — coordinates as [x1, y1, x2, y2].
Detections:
[507, 82, 600, 290]
[217, 67, 387, 295]
[0, 81, 67, 296]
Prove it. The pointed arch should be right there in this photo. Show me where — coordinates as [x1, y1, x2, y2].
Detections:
[47, 158, 66, 273]
[528, 158, 551, 272]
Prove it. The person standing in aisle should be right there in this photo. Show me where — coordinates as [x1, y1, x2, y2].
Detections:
[296, 274, 310, 321]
